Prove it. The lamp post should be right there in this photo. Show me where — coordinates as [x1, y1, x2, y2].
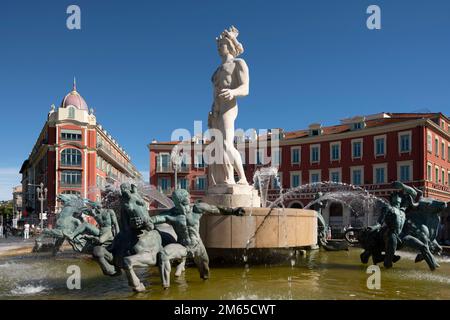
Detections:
[36, 182, 48, 230]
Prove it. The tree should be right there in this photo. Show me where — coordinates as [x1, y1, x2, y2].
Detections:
[0, 201, 14, 219]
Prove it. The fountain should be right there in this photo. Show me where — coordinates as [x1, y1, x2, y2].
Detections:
[2, 26, 449, 300]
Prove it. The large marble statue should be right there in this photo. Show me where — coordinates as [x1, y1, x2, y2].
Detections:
[208, 26, 249, 186]
[352, 181, 447, 270]
[149, 189, 245, 284]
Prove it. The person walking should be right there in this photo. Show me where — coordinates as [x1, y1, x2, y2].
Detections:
[24, 222, 30, 240]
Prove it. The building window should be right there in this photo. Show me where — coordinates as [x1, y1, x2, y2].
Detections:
[272, 148, 281, 167]
[427, 133, 432, 153]
[442, 142, 446, 160]
[374, 136, 386, 156]
[373, 164, 387, 184]
[158, 177, 171, 192]
[178, 178, 189, 191]
[157, 153, 171, 172]
[352, 139, 362, 159]
[435, 138, 439, 157]
[68, 107, 75, 119]
[196, 176, 206, 190]
[397, 161, 413, 182]
[309, 170, 321, 183]
[61, 170, 82, 186]
[442, 169, 446, 185]
[448, 171, 450, 187]
[290, 172, 301, 188]
[329, 169, 341, 183]
[351, 122, 364, 130]
[310, 145, 320, 164]
[351, 167, 363, 185]
[399, 131, 412, 153]
[435, 167, 439, 183]
[61, 148, 82, 166]
[330, 142, 340, 161]
[427, 163, 432, 181]
[291, 147, 301, 164]
[61, 130, 82, 141]
[194, 153, 205, 168]
[375, 167, 385, 184]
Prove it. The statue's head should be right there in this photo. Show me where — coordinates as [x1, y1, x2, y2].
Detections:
[57, 193, 79, 205]
[390, 192, 402, 207]
[120, 183, 131, 194]
[216, 26, 244, 58]
[172, 189, 190, 211]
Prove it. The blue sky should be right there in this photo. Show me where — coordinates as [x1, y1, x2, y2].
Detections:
[1, 0, 450, 200]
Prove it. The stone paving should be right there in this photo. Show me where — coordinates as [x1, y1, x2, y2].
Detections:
[0, 236, 35, 257]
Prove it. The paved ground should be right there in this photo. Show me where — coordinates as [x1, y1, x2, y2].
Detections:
[0, 236, 35, 257]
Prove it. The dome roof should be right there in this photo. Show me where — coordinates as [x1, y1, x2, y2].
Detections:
[60, 79, 89, 110]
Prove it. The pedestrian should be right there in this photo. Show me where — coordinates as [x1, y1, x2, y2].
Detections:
[3, 224, 8, 239]
[24, 222, 30, 240]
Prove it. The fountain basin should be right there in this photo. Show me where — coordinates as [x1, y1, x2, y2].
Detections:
[200, 208, 317, 249]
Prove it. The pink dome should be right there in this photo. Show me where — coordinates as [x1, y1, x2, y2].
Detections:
[60, 80, 89, 110]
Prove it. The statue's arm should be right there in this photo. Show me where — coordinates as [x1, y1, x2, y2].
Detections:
[232, 59, 249, 97]
[392, 181, 419, 199]
[193, 201, 245, 216]
[148, 211, 175, 224]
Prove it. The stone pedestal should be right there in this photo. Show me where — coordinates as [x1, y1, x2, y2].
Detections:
[204, 184, 261, 208]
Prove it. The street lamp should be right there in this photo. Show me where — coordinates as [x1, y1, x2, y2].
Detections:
[36, 182, 48, 230]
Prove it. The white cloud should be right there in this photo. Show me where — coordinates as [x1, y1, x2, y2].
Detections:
[0, 168, 21, 201]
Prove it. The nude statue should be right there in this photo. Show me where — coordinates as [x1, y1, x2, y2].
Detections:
[208, 26, 249, 186]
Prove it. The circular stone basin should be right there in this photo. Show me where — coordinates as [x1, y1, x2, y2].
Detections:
[200, 208, 318, 249]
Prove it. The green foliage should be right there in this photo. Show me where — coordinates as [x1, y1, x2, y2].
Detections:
[0, 201, 14, 217]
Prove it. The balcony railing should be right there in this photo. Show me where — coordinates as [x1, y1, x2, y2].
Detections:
[156, 165, 173, 173]
[97, 142, 135, 177]
[59, 182, 82, 188]
[59, 161, 82, 168]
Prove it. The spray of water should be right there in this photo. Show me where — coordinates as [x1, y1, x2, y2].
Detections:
[245, 181, 390, 251]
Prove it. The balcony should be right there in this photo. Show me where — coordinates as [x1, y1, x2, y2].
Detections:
[97, 142, 135, 177]
[156, 165, 173, 173]
[59, 161, 82, 169]
[60, 182, 82, 188]
[106, 172, 119, 183]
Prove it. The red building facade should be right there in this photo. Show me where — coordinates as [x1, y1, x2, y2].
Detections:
[149, 112, 450, 233]
[20, 82, 141, 223]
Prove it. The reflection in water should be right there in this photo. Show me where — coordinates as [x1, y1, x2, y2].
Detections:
[0, 249, 449, 300]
